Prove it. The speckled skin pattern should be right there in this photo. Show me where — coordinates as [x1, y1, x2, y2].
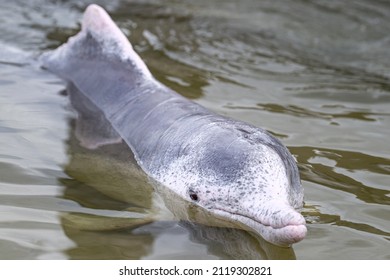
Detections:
[41, 4, 306, 246]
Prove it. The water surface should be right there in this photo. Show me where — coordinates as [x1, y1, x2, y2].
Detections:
[0, 0, 389, 259]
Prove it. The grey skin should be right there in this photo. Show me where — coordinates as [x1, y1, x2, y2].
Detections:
[41, 4, 307, 246]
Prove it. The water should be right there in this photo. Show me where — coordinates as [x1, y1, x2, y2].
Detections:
[0, 0, 389, 259]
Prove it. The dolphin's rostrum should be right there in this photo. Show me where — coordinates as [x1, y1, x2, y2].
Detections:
[41, 4, 307, 246]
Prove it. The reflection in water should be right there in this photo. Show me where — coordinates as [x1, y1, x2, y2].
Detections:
[182, 222, 296, 260]
[60, 138, 156, 259]
[63, 226, 155, 259]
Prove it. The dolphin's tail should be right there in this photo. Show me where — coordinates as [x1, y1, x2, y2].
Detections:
[40, 4, 152, 81]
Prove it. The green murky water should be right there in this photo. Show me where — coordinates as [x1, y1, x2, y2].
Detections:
[0, 0, 389, 259]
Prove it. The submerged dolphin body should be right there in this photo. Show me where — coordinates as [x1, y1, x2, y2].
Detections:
[41, 4, 306, 246]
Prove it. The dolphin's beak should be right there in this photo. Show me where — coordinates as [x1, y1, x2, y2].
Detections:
[212, 200, 307, 246]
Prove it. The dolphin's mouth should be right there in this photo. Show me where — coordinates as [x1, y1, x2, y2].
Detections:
[212, 207, 307, 247]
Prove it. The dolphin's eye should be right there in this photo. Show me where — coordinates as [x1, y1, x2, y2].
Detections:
[189, 190, 199, 202]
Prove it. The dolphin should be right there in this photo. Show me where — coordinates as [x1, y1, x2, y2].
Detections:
[60, 132, 297, 259]
[41, 4, 306, 246]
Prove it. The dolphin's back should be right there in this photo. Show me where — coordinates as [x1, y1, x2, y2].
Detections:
[41, 5, 220, 172]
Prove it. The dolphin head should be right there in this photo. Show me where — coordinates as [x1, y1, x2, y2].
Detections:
[158, 127, 307, 247]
